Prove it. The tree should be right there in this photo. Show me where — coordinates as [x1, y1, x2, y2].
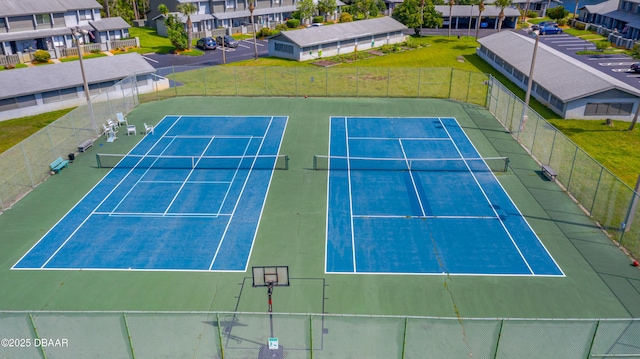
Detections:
[475, 0, 484, 39]
[392, 0, 442, 36]
[448, 0, 455, 37]
[177, 2, 197, 50]
[546, 6, 569, 20]
[317, 0, 337, 21]
[494, 0, 511, 32]
[339, 12, 353, 22]
[159, 4, 187, 51]
[296, 0, 316, 25]
[353, 0, 377, 19]
[249, 0, 259, 60]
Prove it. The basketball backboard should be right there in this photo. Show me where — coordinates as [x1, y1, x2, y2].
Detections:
[252, 266, 290, 287]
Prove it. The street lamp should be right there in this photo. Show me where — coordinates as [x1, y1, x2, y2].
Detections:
[71, 26, 96, 132]
[521, 29, 540, 132]
[248, 1, 258, 60]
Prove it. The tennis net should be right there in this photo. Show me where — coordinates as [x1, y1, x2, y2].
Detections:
[312, 155, 509, 172]
[96, 153, 289, 170]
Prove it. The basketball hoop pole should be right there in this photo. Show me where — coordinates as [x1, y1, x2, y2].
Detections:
[268, 282, 274, 338]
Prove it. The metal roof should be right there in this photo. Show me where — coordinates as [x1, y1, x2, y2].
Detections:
[89, 17, 131, 31]
[477, 31, 640, 102]
[435, 5, 521, 17]
[0, 53, 155, 100]
[268, 17, 407, 48]
[0, 0, 100, 17]
[213, 5, 298, 20]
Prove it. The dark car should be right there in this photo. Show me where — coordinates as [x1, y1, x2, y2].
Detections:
[216, 35, 239, 48]
[539, 24, 563, 35]
[631, 62, 640, 73]
[196, 37, 217, 50]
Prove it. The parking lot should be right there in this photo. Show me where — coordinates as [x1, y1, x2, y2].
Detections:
[533, 31, 640, 89]
[141, 38, 270, 68]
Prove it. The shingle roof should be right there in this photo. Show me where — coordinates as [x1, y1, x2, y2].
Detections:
[583, 0, 620, 13]
[89, 17, 131, 31]
[435, 5, 521, 17]
[477, 31, 640, 102]
[0, 0, 100, 17]
[213, 6, 298, 20]
[0, 53, 155, 100]
[269, 17, 407, 48]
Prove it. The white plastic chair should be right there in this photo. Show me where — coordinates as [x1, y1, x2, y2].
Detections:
[127, 124, 137, 136]
[107, 119, 118, 131]
[144, 123, 154, 135]
[116, 112, 128, 126]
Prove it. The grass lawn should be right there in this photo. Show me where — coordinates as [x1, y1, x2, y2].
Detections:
[0, 108, 75, 154]
[127, 27, 175, 54]
[59, 53, 108, 62]
[0, 64, 28, 71]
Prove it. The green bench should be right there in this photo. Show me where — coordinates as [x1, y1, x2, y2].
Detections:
[50, 156, 69, 174]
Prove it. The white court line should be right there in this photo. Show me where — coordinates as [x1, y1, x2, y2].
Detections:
[349, 136, 450, 140]
[214, 138, 253, 216]
[142, 55, 158, 63]
[138, 180, 232, 184]
[208, 118, 274, 270]
[398, 139, 426, 217]
[163, 137, 217, 215]
[93, 212, 228, 218]
[164, 135, 259, 139]
[352, 214, 499, 219]
[437, 117, 534, 275]
[345, 117, 357, 273]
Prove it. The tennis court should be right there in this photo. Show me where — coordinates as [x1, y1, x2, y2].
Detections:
[325, 117, 563, 276]
[13, 115, 288, 271]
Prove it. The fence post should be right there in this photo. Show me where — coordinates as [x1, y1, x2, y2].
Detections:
[492, 319, 504, 359]
[28, 313, 48, 359]
[401, 317, 408, 359]
[20, 143, 36, 187]
[309, 315, 313, 359]
[123, 313, 136, 359]
[264, 67, 268, 96]
[590, 167, 604, 215]
[217, 313, 225, 359]
[203, 67, 207, 96]
[326, 67, 328, 97]
[466, 71, 471, 103]
[356, 67, 359, 97]
[46, 127, 57, 158]
[586, 319, 600, 358]
[234, 67, 238, 97]
[417, 68, 421, 97]
[567, 147, 579, 193]
[387, 68, 390, 97]
[173, 66, 178, 97]
[295, 67, 298, 97]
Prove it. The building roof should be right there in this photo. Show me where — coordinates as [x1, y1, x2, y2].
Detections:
[0, 0, 100, 17]
[477, 31, 640, 102]
[213, 5, 298, 20]
[89, 17, 132, 31]
[269, 17, 407, 48]
[598, 10, 640, 29]
[0, 53, 155, 100]
[583, 0, 620, 14]
[435, 5, 521, 17]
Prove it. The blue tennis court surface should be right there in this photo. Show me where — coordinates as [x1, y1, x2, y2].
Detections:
[14, 116, 287, 271]
[326, 117, 563, 276]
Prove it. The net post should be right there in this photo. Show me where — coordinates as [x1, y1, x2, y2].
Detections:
[96, 153, 101, 168]
[313, 155, 317, 170]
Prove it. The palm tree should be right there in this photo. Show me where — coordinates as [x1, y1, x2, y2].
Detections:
[475, 0, 484, 40]
[495, 0, 511, 32]
[177, 2, 197, 50]
[448, 0, 455, 37]
[249, 0, 258, 60]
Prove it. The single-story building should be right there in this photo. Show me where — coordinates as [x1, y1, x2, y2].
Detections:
[477, 31, 640, 120]
[435, 5, 521, 30]
[0, 53, 161, 121]
[268, 17, 407, 61]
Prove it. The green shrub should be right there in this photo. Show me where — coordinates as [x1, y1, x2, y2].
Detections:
[595, 40, 610, 51]
[557, 18, 567, 26]
[33, 49, 50, 63]
[632, 43, 640, 58]
[339, 12, 353, 23]
[256, 27, 277, 38]
[527, 11, 538, 18]
[547, 6, 569, 20]
[575, 22, 586, 30]
[90, 49, 102, 54]
[313, 16, 324, 23]
[275, 23, 288, 31]
[286, 19, 300, 28]
[404, 37, 420, 48]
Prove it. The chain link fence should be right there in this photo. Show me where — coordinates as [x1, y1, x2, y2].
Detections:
[486, 76, 640, 262]
[0, 311, 639, 358]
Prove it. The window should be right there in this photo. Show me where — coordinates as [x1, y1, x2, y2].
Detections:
[79, 10, 92, 20]
[226, 0, 235, 9]
[35, 14, 51, 25]
[274, 42, 293, 54]
[513, 70, 524, 82]
[549, 95, 563, 110]
[584, 102, 633, 116]
[273, 0, 280, 5]
[503, 63, 513, 75]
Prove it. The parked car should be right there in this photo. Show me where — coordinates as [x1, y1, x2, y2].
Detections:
[216, 35, 239, 48]
[196, 37, 217, 50]
[531, 21, 556, 31]
[631, 62, 640, 73]
[539, 24, 563, 35]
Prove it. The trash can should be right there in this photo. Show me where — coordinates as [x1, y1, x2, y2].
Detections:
[68, 153, 75, 161]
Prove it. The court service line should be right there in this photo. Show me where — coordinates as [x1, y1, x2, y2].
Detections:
[109, 137, 180, 215]
[348, 136, 451, 141]
[138, 180, 232, 184]
[93, 211, 226, 218]
[352, 214, 499, 219]
[39, 116, 185, 268]
[345, 117, 358, 272]
[438, 118, 534, 275]
[208, 118, 274, 270]
[398, 139, 426, 217]
[163, 136, 217, 215]
[214, 138, 253, 217]
[163, 135, 260, 139]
